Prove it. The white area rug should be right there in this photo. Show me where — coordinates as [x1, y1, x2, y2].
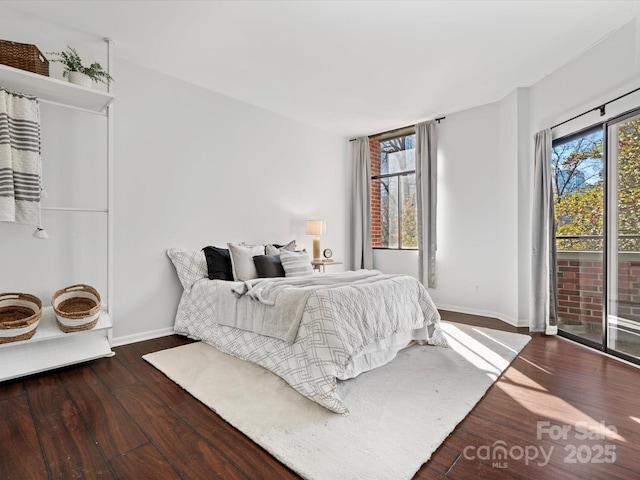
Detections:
[144, 322, 530, 480]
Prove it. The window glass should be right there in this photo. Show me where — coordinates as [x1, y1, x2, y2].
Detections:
[370, 133, 417, 249]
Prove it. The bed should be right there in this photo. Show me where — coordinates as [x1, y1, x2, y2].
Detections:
[169, 248, 448, 414]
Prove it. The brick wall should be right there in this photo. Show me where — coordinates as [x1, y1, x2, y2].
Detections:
[369, 139, 382, 248]
[557, 255, 603, 325]
[614, 257, 640, 320]
[557, 251, 640, 325]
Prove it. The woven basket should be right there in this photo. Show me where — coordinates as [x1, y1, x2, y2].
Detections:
[0, 39, 49, 76]
[0, 293, 42, 344]
[52, 284, 101, 333]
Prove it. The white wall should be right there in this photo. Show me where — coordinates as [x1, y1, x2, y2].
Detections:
[372, 20, 640, 327]
[113, 59, 347, 341]
[429, 103, 508, 318]
[529, 21, 640, 137]
[497, 88, 528, 324]
[0, 8, 348, 342]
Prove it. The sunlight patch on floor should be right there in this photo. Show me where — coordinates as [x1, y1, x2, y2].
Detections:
[514, 354, 555, 375]
[442, 323, 514, 379]
[496, 367, 626, 442]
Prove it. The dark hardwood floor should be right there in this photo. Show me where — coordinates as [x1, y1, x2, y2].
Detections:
[1, 313, 639, 479]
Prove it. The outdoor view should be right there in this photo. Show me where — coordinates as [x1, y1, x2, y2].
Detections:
[370, 134, 418, 249]
[553, 115, 640, 359]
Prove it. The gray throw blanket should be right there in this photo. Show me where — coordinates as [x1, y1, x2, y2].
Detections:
[216, 270, 394, 342]
[0, 88, 46, 237]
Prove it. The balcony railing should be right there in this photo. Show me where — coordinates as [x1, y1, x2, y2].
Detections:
[555, 235, 640, 330]
[556, 234, 640, 251]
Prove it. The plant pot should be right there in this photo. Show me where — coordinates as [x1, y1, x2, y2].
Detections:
[67, 71, 92, 88]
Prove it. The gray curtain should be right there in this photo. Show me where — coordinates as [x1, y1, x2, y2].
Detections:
[531, 129, 558, 334]
[352, 137, 373, 270]
[415, 120, 437, 288]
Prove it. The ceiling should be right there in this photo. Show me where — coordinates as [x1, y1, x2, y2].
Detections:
[4, 0, 638, 137]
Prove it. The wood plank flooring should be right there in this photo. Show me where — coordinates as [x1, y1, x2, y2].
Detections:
[1, 314, 639, 479]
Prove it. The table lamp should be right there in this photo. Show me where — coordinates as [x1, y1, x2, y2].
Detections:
[305, 220, 326, 261]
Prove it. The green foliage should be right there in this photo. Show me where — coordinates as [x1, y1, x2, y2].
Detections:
[401, 194, 418, 248]
[555, 184, 603, 250]
[48, 46, 114, 85]
[616, 119, 640, 250]
[554, 118, 640, 252]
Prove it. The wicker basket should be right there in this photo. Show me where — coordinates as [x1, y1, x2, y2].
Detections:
[52, 284, 101, 333]
[0, 39, 49, 76]
[0, 293, 42, 344]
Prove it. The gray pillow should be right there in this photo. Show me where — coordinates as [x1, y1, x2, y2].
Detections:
[265, 240, 296, 256]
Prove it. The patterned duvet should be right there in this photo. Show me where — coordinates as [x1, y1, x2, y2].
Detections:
[174, 271, 448, 413]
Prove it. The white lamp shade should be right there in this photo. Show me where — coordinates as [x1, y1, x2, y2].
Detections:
[305, 220, 326, 236]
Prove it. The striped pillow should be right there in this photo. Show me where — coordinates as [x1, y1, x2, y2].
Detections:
[279, 250, 313, 277]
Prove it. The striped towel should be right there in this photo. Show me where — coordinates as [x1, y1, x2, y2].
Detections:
[0, 87, 46, 237]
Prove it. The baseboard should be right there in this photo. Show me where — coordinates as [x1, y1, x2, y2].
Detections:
[111, 327, 175, 347]
[436, 303, 527, 328]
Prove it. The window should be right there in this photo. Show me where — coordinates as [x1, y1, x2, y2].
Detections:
[370, 131, 417, 249]
[552, 126, 604, 252]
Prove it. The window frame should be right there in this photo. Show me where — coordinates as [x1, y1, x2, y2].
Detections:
[369, 132, 418, 250]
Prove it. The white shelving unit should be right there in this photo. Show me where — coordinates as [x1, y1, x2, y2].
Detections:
[0, 42, 115, 381]
[0, 308, 113, 381]
[0, 63, 114, 113]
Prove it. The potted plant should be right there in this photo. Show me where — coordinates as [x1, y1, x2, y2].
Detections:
[48, 46, 113, 88]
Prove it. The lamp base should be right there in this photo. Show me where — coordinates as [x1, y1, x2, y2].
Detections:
[313, 237, 321, 261]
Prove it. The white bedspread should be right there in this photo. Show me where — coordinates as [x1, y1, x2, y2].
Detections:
[218, 270, 396, 342]
[174, 271, 448, 414]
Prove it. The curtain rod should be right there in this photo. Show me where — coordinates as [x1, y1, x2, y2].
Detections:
[349, 116, 446, 142]
[551, 85, 640, 130]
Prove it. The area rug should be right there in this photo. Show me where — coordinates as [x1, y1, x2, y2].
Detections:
[143, 322, 530, 480]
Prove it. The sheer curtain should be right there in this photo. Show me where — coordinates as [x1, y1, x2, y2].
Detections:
[415, 120, 438, 288]
[531, 129, 558, 334]
[352, 137, 373, 269]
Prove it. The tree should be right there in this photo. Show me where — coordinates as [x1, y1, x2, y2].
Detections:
[553, 118, 640, 252]
[553, 131, 604, 251]
[401, 194, 418, 248]
[616, 118, 640, 251]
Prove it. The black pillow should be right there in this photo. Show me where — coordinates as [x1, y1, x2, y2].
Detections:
[202, 246, 234, 281]
[253, 255, 285, 278]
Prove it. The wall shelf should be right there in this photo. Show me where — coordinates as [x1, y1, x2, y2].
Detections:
[0, 308, 113, 381]
[0, 63, 114, 112]
[0, 40, 115, 381]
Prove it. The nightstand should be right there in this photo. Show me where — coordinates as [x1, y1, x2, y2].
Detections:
[311, 260, 343, 273]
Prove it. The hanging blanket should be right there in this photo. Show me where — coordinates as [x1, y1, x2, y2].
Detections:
[0, 87, 45, 236]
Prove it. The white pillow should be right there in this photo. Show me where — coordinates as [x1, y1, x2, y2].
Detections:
[265, 240, 296, 256]
[228, 243, 265, 281]
[279, 249, 313, 277]
[167, 249, 208, 292]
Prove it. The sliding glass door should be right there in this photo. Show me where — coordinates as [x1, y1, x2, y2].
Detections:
[607, 112, 640, 360]
[553, 108, 640, 363]
[553, 127, 604, 347]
